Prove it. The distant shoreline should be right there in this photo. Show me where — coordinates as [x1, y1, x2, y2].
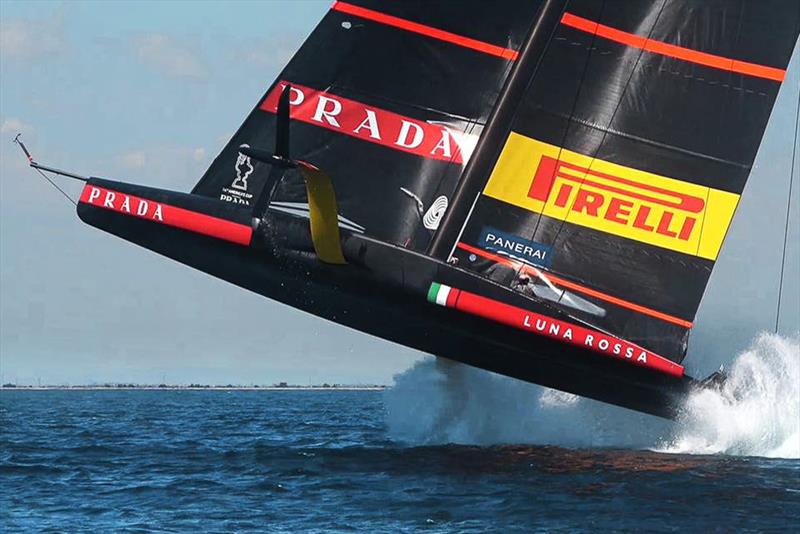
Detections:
[0, 385, 387, 391]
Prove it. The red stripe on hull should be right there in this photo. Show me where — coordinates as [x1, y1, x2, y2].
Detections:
[445, 286, 460, 308]
[79, 185, 253, 246]
[332, 1, 518, 60]
[438, 284, 684, 377]
[561, 12, 786, 82]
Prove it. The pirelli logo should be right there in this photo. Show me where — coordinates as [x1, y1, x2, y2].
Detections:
[483, 133, 740, 260]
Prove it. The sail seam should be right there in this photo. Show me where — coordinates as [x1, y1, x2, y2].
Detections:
[535, 109, 751, 171]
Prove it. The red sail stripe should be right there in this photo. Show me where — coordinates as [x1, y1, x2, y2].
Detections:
[332, 1, 518, 60]
[439, 284, 684, 377]
[456, 242, 694, 329]
[79, 185, 253, 246]
[561, 12, 786, 82]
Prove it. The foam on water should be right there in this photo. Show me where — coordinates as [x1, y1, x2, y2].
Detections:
[385, 333, 799, 458]
[660, 333, 799, 458]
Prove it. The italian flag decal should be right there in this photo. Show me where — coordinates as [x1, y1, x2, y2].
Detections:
[426, 282, 684, 377]
[427, 282, 459, 307]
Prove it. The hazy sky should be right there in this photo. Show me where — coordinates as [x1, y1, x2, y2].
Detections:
[1, 1, 798, 386]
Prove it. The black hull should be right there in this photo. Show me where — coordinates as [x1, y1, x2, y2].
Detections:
[77, 178, 695, 419]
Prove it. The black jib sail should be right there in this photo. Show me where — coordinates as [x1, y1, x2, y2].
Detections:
[29, 0, 799, 418]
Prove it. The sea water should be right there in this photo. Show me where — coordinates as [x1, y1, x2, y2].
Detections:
[2, 335, 798, 532]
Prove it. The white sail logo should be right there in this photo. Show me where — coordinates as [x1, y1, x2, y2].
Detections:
[423, 195, 448, 230]
[220, 146, 256, 205]
[260, 81, 465, 164]
[232, 146, 254, 191]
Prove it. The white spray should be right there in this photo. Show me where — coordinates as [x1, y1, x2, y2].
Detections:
[384, 333, 799, 459]
[660, 333, 799, 458]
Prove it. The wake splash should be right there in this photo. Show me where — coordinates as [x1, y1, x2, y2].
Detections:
[385, 333, 799, 458]
[384, 357, 669, 449]
[661, 333, 799, 458]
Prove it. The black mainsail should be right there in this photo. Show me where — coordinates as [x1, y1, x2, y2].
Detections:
[445, 0, 800, 363]
[53, 0, 800, 417]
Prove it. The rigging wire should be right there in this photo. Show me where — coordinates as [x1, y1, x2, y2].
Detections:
[774, 76, 800, 333]
[32, 166, 77, 206]
[12, 135, 78, 206]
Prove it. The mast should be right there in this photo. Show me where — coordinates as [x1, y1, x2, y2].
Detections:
[427, 0, 569, 260]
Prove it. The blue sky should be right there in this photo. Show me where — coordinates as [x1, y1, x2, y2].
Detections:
[0, 0, 328, 180]
[0, 1, 798, 386]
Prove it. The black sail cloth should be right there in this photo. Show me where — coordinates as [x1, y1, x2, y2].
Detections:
[193, 0, 543, 251]
[450, 0, 799, 362]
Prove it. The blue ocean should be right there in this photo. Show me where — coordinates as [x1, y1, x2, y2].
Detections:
[2, 336, 799, 532]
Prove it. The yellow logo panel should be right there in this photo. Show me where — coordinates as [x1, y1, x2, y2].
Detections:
[483, 133, 739, 260]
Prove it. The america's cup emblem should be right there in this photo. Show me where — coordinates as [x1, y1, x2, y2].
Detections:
[232, 146, 254, 191]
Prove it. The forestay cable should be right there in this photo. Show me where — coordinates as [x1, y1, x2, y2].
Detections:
[775, 78, 800, 333]
[13, 134, 81, 206]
